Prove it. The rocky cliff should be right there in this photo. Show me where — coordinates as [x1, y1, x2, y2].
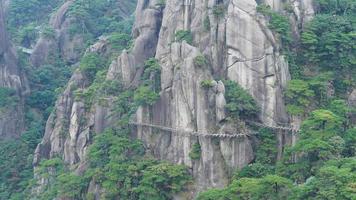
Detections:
[33, 0, 315, 196]
[30, 0, 84, 67]
[0, 0, 28, 138]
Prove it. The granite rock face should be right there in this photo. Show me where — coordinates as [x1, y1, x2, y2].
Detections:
[30, 0, 84, 67]
[132, 0, 312, 190]
[33, 0, 315, 196]
[0, 0, 28, 139]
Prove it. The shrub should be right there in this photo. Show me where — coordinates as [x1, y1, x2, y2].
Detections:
[17, 23, 38, 47]
[175, 30, 193, 44]
[200, 80, 214, 89]
[285, 80, 314, 115]
[56, 173, 87, 199]
[235, 163, 275, 179]
[189, 143, 201, 160]
[0, 87, 19, 110]
[203, 16, 211, 31]
[86, 129, 191, 199]
[79, 53, 106, 81]
[255, 128, 278, 165]
[7, 0, 62, 32]
[194, 55, 207, 67]
[223, 80, 259, 119]
[41, 25, 56, 39]
[212, 4, 225, 18]
[143, 58, 161, 91]
[256, 4, 292, 46]
[197, 175, 293, 200]
[108, 33, 131, 51]
[134, 86, 160, 106]
[135, 163, 192, 200]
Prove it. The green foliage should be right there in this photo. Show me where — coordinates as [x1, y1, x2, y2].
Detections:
[255, 128, 278, 165]
[301, 109, 343, 133]
[0, 110, 44, 199]
[0, 140, 34, 199]
[175, 30, 193, 44]
[290, 0, 356, 95]
[197, 175, 293, 200]
[142, 58, 161, 91]
[26, 63, 71, 117]
[2, 1, 140, 199]
[315, 0, 356, 14]
[108, 33, 131, 51]
[56, 173, 87, 199]
[343, 128, 356, 157]
[235, 163, 275, 179]
[256, 4, 292, 46]
[285, 80, 315, 115]
[66, 0, 137, 40]
[203, 16, 211, 31]
[300, 15, 355, 72]
[292, 158, 356, 200]
[307, 72, 334, 105]
[87, 129, 144, 168]
[112, 90, 136, 120]
[8, 0, 62, 27]
[200, 80, 214, 89]
[33, 158, 90, 200]
[86, 129, 191, 199]
[194, 55, 208, 67]
[79, 53, 106, 81]
[7, 0, 62, 42]
[212, 4, 225, 19]
[134, 163, 191, 200]
[16, 23, 38, 47]
[277, 109, 346, 182]
[134, 85, 160, 106]
[0, 87, 19, 111]
[41, 25, 56, 39]
[74, 70, 118, 109]
[189, 142, 201, 160]
[223, 80, 259, 119]
[124, 57, 162, 107]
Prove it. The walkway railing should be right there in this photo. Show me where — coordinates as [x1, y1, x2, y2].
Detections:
[129, 120, 299, 138]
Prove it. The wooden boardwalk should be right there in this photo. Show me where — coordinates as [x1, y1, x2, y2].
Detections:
[129, 120, 299, 138]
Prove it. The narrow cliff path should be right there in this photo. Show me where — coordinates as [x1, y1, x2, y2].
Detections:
[130, 120, 299, 138]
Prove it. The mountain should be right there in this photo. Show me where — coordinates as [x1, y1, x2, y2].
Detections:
[0, 0, 355, 199]
[0, 0, 28, 138]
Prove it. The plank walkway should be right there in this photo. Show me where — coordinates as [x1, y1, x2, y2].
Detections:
[129, 120, 299, 138]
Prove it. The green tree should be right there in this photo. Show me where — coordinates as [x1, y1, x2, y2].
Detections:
[277, 110, 344, 182]
[197, 175, 293, 200]
[285, 80, 315, 115]
[0, 87, 19, 111]
[292, 158, 356, 200]
[175, 30, 193, 44]
[79, 53, 106, 81]
[85, 129, 191, 199]
[223, 80, 259, 119]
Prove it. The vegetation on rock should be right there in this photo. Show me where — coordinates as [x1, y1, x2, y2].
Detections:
[223, 80, 259, 119]
[175, 30, 193, 44]
[199, 1, 356, 199]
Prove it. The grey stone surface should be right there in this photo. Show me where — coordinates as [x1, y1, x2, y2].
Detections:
[33, 0, 315, 198]
[0, 0, 28, 138]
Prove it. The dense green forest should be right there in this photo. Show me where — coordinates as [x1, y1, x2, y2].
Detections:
[0, 0, 355, 199]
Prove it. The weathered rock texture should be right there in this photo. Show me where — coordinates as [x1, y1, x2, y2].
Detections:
[30, 0, 84, 67]
[33, 0, 315, 197]
[0, 0, 28, 138]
